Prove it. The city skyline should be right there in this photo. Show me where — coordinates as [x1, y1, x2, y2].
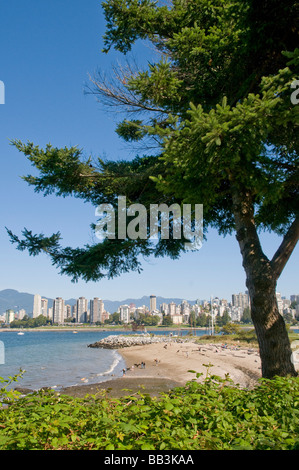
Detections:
[3, 290, 298, 326]
[0, 1, 298, 304]
[4, 289, 299, 315]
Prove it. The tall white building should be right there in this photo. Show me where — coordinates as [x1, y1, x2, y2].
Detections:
[41, 298, 48, 317]
[5, 309, 15, 323]
[65, 304, 72, 319]
[232, 292, 250, 311]
[168, 302, 176, 315]
[119, 305, 130, 323]
[90, 298, 104, 323]
[48, 307, 53, 321]
[33, 294, 42, 318]
[77, 297, 88, 323]
[181, 300, 190, 315]
[160, 303, 168, 314]
[18, 309, 26, 320]
[53, 297, 65, 324]
[276, 293, 283, 315]
[192, 304, 201, 317]
[72, 304, 77, 320]
[150, 295, 157, 312]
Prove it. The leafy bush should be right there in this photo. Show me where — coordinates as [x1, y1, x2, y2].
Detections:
[10, 314, 51, 328]
[0, 371, 299, 450]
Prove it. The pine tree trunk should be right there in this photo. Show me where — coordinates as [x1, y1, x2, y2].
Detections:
[246, 268, 296, 378]
[232, 189, 297, 379]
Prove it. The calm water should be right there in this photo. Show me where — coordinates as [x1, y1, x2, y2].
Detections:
[0, 330, 127, 391]
[0, 328, 209, 391]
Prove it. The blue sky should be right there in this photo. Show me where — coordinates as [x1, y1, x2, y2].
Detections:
[0, 0, 298, 303]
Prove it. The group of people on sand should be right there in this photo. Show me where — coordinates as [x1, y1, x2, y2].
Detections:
[122, 361, 146, 376]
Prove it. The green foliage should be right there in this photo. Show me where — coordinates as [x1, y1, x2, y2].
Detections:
[162, 315, 173, 326]
[7, 0, 299, 282]
[216, 310, 231, 326]
[241, 307, 252, 324]
[196, 313, 209, 327]
[134, 314, 160, 326]
[0, 371, 24, 404]
[115, 119, 145, 142]
[10, 315, 51, 329]
[221, 322, 242, 335]
[0, 372, 299, 450]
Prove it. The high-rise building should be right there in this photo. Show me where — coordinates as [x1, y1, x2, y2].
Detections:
[18, 309, 26, 320]
[90, 298, 104, 323]
[119, 305, 130, 323]
[48, 307, 53, 321]
[160, 303, 168, 314]
[192, 304, 201, 317]
[53, 297, 65, 324]
[41, 298, 48, 317]
[181, 300, 190, 315]
[168, 302, 176, 315]
[150, 295, 157, 312]
[72, 304, 77, 320]
[77, 297, 88, 323]
[232, 292, 250, 311]
[33, 294, 42, 318]
[276, 292, 283, 315]
[65, 304, 72, 319]
[5, 309, 15, 323]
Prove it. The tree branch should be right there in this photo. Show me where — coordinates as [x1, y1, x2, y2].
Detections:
[271, 216, 299, 280]
[85, 63, 168, 116]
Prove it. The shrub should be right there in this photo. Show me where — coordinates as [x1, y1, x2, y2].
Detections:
[0, 371, 299, 450]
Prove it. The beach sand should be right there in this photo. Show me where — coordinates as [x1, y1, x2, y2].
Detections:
[59, 340, 262, 399]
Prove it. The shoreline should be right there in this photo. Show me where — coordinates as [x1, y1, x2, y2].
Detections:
[117, 340, 262, 386]
[59, 340, 263, 399]
[9, 330, 299, 399]
[0, 326, 208, 332]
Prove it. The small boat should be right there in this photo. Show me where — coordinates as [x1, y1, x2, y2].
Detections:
[17, 332, 24, 335]
[73, 331, 78, 334]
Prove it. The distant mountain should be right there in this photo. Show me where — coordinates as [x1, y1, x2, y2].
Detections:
[102, 296, 197, 313]
[0, 289, 197, 316]
[0, 289, 51, 315]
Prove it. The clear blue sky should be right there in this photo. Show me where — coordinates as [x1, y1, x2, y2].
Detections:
[0, 0, 298, 302]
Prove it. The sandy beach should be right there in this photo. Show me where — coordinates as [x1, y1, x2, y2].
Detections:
[60, 339, 262, 399]
[119, 340, 261, 386]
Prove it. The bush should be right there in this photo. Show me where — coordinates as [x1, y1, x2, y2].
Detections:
[0, 371, 299, 450]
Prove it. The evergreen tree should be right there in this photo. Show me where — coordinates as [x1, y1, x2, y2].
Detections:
[162, 315, 173, 327]
[7, 0, 299, 378]
[196, 313, 208, 328]
[217, 310, 231, 327]
[241, 307, 252, 324]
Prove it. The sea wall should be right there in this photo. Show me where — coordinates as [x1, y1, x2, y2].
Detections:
[88, 334, 190, 349]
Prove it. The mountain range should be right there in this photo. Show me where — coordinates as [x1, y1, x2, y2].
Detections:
[0, 289, 198, 316]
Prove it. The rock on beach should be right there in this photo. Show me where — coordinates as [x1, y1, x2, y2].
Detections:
[88, 334, 188, 349]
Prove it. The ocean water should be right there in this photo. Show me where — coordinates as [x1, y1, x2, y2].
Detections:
[0, 330, 127, 391]
[0, 328, 210, 391]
